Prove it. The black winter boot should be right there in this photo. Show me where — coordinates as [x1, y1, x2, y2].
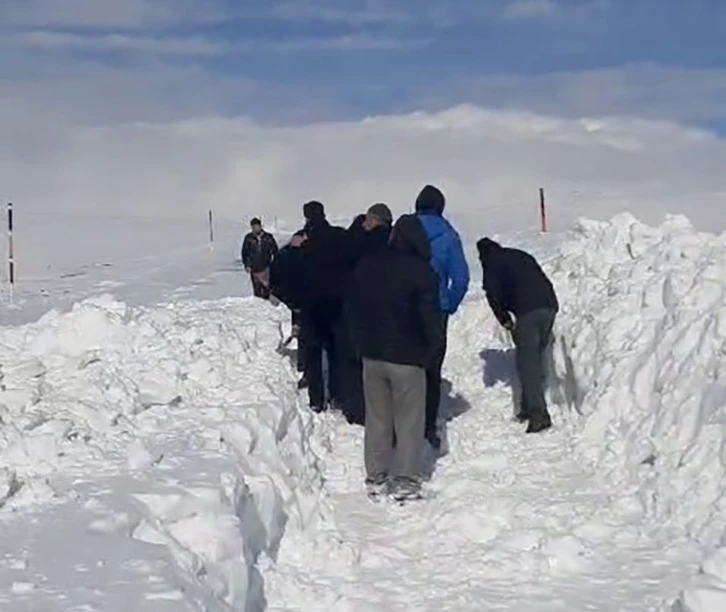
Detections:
[526, 411, 552, 433]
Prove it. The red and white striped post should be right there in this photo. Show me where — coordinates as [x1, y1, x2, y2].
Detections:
[539, 187, 547, 233]
[7, 202, 15, 301]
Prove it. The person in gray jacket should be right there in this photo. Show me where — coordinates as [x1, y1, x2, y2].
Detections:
[344, 214, 441, 501]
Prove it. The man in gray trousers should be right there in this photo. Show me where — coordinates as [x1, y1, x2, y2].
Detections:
[344, 214, 441, 501]
[477, 237, 559, 433]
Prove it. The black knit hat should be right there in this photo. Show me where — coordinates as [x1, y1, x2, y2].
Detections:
[415, 184, 445, 215]
[303, 200, 325, 220]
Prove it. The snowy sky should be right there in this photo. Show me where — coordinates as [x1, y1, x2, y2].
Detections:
[2, 0, 725, 127]
[2, 0, 726, 228]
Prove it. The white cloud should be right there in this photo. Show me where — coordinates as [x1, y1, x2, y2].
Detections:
[503, 0, 558, 20]
[2, 104, 725, 243]
[2, 30, 419, 56]
[263, 0, 500, 28]
[421, 64, 726, 124]
[0, 0, 227, 28]
[269, 1, 414, 26]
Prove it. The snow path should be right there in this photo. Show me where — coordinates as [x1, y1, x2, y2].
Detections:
[265, 298, 701, 611]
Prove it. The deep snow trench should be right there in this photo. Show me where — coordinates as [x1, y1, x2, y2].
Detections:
[0, 213, 725, 611]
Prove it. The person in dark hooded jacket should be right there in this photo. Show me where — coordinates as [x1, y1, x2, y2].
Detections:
[344, 214, 441, 501]
[337, 203, 394, 426]
[296, 200, 354, 412]
[477, 237, 558, 433]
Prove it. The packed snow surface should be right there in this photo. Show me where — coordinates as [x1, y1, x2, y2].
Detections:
[0, 212, 725, 611]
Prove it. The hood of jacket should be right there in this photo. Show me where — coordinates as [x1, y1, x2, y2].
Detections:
[415, 184, 445, 215]
[417, 212, 457, 244]
[476, 237, 502, 264]
[389, 214, 431, 261]
[348, 214, 366, 232]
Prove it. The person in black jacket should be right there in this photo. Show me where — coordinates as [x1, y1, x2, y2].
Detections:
[297, 200, 354, 412]
[337, 203, 394, 426]
[241, 218, 278, 299]
[345, 214, 440, 501]
[477, 237, 559, 433]
[348, 203, 393, 266]
[269, 229, 308, 389]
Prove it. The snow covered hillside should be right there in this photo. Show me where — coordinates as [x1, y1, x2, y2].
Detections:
[0, 211, 725, 611]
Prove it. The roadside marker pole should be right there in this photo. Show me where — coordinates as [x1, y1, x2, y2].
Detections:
[7, 202, 15, 303]
[208, 209, 214, 253]
[539, 187, 548, 233]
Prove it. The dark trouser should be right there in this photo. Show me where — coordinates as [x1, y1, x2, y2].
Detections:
[425, 314, 449, 435]
[334, 321, 365, 425]
[301, 301, 342, 408]
[291, 310, 306, 373]
[513, 308, 556, 418]
[363, 359, 426, 481]
[250, 271, 270, 299]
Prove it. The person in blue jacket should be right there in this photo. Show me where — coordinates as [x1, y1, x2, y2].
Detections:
[414, 184, 470, 449]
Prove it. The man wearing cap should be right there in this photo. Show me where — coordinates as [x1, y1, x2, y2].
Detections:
[241, 217, 279, 299]
[414, 184, 470, 449]
[345, 213, 440, 501]
[339, 203, 394, 425]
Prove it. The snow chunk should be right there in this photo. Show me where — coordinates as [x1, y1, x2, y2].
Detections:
[675, 547, 726, 611]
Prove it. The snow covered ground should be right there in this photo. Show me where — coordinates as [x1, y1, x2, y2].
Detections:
[0, 210, 725, 611]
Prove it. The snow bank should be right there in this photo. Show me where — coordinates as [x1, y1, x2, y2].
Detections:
[539, 213, 726, 540]
[0, 294, 325, 610]
[675, 543, 726, 611]
[521, 213, 726, 608]
[458, 212, 726, 605]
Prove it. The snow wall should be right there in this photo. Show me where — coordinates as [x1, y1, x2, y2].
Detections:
[1, 212, 725, 609]
[0, 296, 331, 611]
[536, 213, 726, 610]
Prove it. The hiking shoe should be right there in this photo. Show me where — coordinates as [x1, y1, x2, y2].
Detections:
[344, 411, 364, 426]
[310, 404, 325, 414]
[297, 375, 308, 390]
[515, 411, 530, 423]
[365, 473, 389, 497]
[389, 476, 422, 501]
[526, 411, 552, 433]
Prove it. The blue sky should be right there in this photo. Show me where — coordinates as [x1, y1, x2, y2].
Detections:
[1, 0, 725, 128]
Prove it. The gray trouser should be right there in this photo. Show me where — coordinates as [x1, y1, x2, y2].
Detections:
[363, 358, 426, 481]
[512, 308, 556, 417]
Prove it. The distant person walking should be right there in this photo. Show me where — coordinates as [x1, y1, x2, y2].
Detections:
[476, 237, 558, 433]
[414, 185, 470, 449]
[241, 218, 278, 299]
[345, 214, 441, 501]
